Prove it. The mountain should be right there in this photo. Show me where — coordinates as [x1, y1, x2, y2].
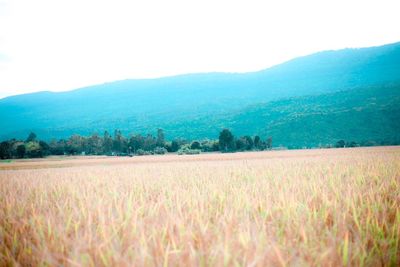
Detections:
[1, 42, 400, 146]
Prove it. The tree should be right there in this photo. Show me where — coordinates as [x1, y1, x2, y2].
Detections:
[26, 132, 37, 142]
[113, 130, 127, 153]
[0, 141, 12, 159]
[336, 140, 345, 148]
[25, 141, 42, 158]
[199, 140, 216, 152]
[143, 134, 157, 151]
[87, 134, 103, 155]
[254, 136, 261, 149]
[10, 141, 23, 158]
[67, 135, 85, 154]
[170, 138, 186, 152]
[266, 137, 273, 150]
[156, 129, 165, 147]
[129, 134, 144, 154]
[16, 144, 26, 158]
[347, 141, 358, 147]
[190, 141, 201, 150]
[103, 131, 113, 154]
[39, 141, 50, 156]
[244, 136, 254, 150]
[212, 141, 219, 151]
[219, 129, 235, 152]
[234, 136, 253, 151]
[235, 137, 246, 151]
[49, 139, 66, 155]
[170, 140, 180, 152]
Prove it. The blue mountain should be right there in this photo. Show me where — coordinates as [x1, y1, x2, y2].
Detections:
[1, 42, 399, 146]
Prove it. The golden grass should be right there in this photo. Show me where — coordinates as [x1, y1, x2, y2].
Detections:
[0, 147, 399, 266]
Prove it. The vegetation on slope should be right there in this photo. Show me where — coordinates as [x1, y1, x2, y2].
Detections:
[1, 42, 400, 144]
[225, 84, 400, 148]
[1, 84, 399, 157]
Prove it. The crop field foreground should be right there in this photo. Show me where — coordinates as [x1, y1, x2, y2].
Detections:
[0, 147, 399, 266]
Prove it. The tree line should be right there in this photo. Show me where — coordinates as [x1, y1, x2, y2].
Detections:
[0, 129, 273, 159]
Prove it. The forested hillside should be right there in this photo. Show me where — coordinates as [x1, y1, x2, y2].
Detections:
[0, 42, 399, 147]
[223, 84, 400, 147]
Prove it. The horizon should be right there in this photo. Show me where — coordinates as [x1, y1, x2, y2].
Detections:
[1, 0, 400, 99]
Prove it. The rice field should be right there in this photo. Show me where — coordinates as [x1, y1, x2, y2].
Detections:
[0, 147, 399, 266]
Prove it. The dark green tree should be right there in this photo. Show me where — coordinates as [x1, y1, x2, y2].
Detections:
[143, 134, 157, 151]
[9, 140, 23, 158]
[212, 141, 219, 151]
[129, 134, 145, 154]
[336, 140, 345, 148]
[0, 141, 12, 159]
[219, 129, 235, 152]
[266, 137, 273, 150]
[49, 139, 66, 155]
[87, 134, 103, 155]
[235, 137, 246, 151]
[190, 141, 201, 150]
[244, 136, 254, 150]
[347, 141, 358, 147]
[254, 136, 261, 149]
[39, 141, 50, 156]
[156, 129, 165, 147]
[170, 140, 180, 152]
[16, 144, 26, 158]
[113, 130, 127, 153]
[67, 135, 85, 154]
[103, 131, 113, 154]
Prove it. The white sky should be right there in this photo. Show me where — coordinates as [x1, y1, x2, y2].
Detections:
[0, 0, 399, 98]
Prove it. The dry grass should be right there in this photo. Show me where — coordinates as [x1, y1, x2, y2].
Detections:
[0, 147, 399, 266]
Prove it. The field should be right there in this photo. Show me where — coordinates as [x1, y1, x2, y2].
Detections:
[0, 147, 399, 266]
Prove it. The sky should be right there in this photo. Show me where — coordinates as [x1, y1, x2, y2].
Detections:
[0, 0, 399, 99]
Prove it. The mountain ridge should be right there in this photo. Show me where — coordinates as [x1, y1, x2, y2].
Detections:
[1, 41, 400, 145]
[3, 41, 400, 100]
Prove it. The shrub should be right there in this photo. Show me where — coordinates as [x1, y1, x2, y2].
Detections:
[136, 149, 152, 156]
[177, 147, 201, 155]
[154, 147, 168, 155]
